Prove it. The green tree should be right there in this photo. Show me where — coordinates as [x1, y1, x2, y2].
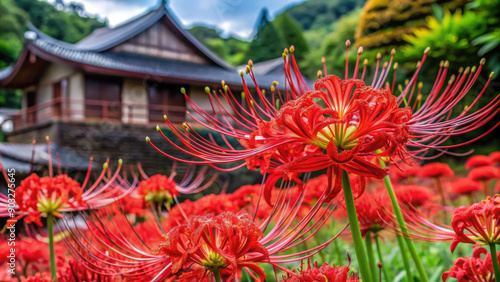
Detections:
[246, 8, 286, 63]
[273, 13, 309, 60]
[0, 0, 105, 108]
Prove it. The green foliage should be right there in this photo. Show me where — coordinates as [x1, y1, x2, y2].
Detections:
[301, 9, 362, 78]
[283, 0, 365, 52]
[0, 0, 28, 67]
[188, 25, 221, 41]
[273, 13, 309, 60]
[246, 8, 286, 63]
[0, 0, 104, 109]
[0, 90, 22, 109]
[473, 29, 500, 75]
[285, 0, 366, 31]
[188, 26, 249, 66]
[400, 8, 486, 68]
[0, 0, 105, 67]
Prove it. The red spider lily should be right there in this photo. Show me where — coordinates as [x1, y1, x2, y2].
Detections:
[147, 46, 413, 206]
[56, 257, 119, 282]
[388, 196, 500, 254]
[400, 58, 500, 160]
[115, 163, 218, 218]
[450, 195, 500, 253]
[147, 43, 499, 208]
[469, 166, 498, 182]
[389, 161, 421, 184]
[136, 163, 219, 196]
[466, 155, 493, 169]
[280, 260, 359, 282]
[0, 237, 64, 278]
[418, 162, 453, 206]
[129, 163, 218, 210]
[451, 178, 482, 196]
[60, 178, 346, 281]
[137, 174, 179, 205]
[354, 192, 390, 237]
[163, 193, 245, 231]
[394, 184, 433, 209]
[20, 258, 119, 282]
[442, 246, 497, 282]
[419, 162, 454, 179]
[152, 211, 269, 281]
[0, 158, 135, 226]
[490, 152, 500, 166]
[469, 166, 498, 196]
[21, 272, 53, 282]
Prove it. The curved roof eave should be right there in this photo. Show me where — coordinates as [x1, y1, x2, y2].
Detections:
[27, 6, 235, 71]
[0, 47, 30, 87]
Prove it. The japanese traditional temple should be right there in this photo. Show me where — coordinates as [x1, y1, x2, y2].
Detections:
[0, 2, 286, 174]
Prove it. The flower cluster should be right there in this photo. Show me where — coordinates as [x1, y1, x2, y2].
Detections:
[443, 247, 497, 282]
[152, 211, 268, 281]
[281, 261, 358, 282]
[137, 174, 179, 206]
[450, 195, 500, 252]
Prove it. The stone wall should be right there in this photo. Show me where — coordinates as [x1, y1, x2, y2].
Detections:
[6, 120, 261, 192]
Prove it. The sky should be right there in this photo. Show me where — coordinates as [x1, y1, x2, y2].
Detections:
[51, 0, 307, 39]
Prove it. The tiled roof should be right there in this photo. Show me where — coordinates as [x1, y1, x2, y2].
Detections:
[0, 4, 312, 90]
[27, 38, 288, 88]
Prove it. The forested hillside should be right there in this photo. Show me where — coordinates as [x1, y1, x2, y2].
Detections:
[0, 0, 105, 69]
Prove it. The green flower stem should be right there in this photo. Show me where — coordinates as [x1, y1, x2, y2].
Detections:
[334, 236, 343, 265]
[378, 157, 428, 282]
[375, 234, 391, 282]
[341, 170, 372, 282]
[395, 234, 413, 282]
[214, 269, 221, 282]
[331, 220, 344, 265]
[489, 243, 500, 281]
[48, 213, 58, 282]
[365, 232, 378, 279]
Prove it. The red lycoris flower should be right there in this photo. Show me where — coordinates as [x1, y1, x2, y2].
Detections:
[354, 192, 390, 237]
[389, 161, 421, 183]
[164, 193, 244, 230]
[15, 174, 83, 225]
[148, 49, 414, 206]
[490, 152, 500, 166]
[394, 184, 433, 209]
[152, 211, 269, 281]
[419, 163, 454, 179]
[62, 189, 346, 282]
[268, 74, 410, 203]
[0, 157, 134, 226]
[465, 155, 493, 169]
[148, 45, 499, 208]
[137, 174, 179, 205]
[442, 247, 496, 282]
[451, 178, 482, 196]
[450, 195, 500, 253]
[469, 166, 498, 182]
[280, 261, 358, 282]
[21, 272, 53, 282]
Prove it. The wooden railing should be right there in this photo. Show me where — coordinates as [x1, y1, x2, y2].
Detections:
[7, 97, 187, 131]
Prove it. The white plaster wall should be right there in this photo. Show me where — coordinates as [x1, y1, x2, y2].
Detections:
[122, 78, 148, 124]
[39, 63, 74, 84]
[36, 63, 75, 122]
[36, 85, 52, 122]
[69, 72, 85, 121]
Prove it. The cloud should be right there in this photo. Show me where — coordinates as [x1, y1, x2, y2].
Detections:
[55, 0, 306, 39]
